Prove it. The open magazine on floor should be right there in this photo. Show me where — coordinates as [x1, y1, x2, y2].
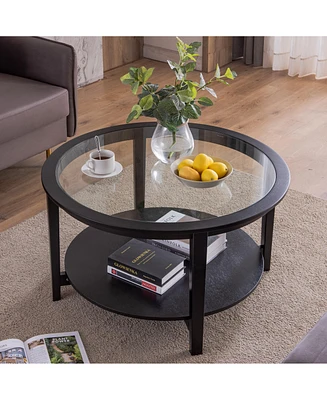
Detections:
[0, 331, 89, 364]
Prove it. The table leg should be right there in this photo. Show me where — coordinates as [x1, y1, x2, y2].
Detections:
[133, 130, 146, 210]
[47, 195, 61, 301]
[189, 232, 208, 355]
[261, 208, 275, 271]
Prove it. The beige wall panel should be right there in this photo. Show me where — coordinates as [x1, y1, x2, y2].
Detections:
[143, 36, 203, 70]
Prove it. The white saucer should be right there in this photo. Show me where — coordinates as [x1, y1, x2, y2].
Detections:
[81, 161, 123, 178]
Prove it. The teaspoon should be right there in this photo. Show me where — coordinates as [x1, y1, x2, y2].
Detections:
[94, 135, 101, 160]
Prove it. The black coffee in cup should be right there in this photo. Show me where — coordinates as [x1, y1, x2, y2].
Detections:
[94, 156, 110, 160]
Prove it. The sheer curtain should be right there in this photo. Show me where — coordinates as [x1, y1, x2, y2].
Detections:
[263, 37, 327, 79]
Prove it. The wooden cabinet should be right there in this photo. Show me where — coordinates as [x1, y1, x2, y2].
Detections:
[202, 37, 233, 72]
[102, 36, 233, 73]
[102, 37, 143, 71]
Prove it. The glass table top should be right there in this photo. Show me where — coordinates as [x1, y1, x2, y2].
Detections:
[53, 123, 278, 224]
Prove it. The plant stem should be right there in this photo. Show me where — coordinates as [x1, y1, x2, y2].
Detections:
[169, 132, 176, 148]
[168, 132, 176, 159]
[197, 77, 215, 92]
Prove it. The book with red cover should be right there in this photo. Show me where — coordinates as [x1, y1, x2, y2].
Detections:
[107, 265, 185, 295]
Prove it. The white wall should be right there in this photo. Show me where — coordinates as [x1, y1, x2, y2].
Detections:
[46, 36, 103, 87]
[143, 36, 203, 70]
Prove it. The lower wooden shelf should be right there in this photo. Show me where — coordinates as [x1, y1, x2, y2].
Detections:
[65, 227, 264, 321]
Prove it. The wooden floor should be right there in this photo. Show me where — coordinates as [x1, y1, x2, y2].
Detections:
[0, 58, 326, 232]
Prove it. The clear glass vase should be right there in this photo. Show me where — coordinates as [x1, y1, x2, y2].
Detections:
[151, 121, 194, 164]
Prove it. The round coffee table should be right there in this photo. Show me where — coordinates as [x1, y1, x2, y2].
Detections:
[41, 122, 290, 355]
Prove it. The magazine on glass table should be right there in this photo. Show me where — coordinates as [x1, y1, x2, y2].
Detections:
[0, 331, 89, 364]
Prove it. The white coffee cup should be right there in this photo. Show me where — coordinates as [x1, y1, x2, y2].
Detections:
[86, 149, 115, 175]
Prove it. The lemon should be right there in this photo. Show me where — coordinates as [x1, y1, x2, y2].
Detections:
[207, 156, 214, 165]
[193, 153, 211, 173]
[179, 166, 201, 181]
[208, 162, 228, 178]
[201, 169, 218, 181]
[177, 158, 194, 171]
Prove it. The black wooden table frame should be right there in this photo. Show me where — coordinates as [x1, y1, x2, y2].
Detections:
[42, 122, 290, 356]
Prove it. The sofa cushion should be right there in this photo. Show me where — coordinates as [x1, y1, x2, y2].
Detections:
[283, 312, 327, 363]
[0, 73, 69, 145]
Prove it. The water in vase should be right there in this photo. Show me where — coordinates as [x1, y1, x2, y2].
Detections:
[151, 135, 194, 164]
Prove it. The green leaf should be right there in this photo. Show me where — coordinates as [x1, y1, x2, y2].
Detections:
[188, 41, 201, 52]
[141, 108, 155, 118]
[168, 113, 183, 127]
[153, 109, 162, 122]
[186, 82, 197, 98]
[164, 121, 179, 134]
[174, 68, 184, 80]
[199, 72, 206, 89]
[205, 86, 217, 98]
[182, 104, 201, 119]
[189, 80, 199, 87]
[180, 114, 189, 124]
[143, 83, 159, 93]
[132, 104, 142, 117]
[176, 36, 187, 50]
[120, 72, 134, 85]
[129, 67, 139, 79]
[214, 64, 221, 78]
[171, 94, 184, 111]
[126, 104, 142, 122]
[216, 78, 229, 85]
[138, 90, 150, 100]
[193, 104, 201, 116]
[179, 81, 188, 91]
[140, 66, 147, 75]
[184, 62, 196, 72]
[126, 110, 137, 123]
[139, 94, 153, 110]
[143, 67, 154, 83]
[167, 60, 179, 70]
[137, 66, 148, 82]
[198, 97, 213, 106]
[133, 67, 141, 82]
[131, 81, 140, 95]
[176, 38, 185, 59]
[224, 67, 235, 80]
[154, 98, 179, 124]
[152, 93, 159, 106]
[177, 88, 196, 103]
[185, 53, 197, 62]
[157, 98, 179, 116]
[157, 86, 176, 99]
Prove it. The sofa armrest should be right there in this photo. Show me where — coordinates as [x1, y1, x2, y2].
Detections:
[0, 36, 77, 137]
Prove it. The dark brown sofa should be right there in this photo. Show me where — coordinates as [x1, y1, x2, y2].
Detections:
[0, 36, 77, 170]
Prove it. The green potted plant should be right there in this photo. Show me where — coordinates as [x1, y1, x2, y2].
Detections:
[120, 37, 237, 164]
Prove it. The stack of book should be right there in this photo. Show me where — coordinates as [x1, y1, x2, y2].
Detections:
[107, 238, 186, 295]
[148, 210, 227, 264]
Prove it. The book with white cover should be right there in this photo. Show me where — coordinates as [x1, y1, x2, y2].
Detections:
[149, 210, 227, 263]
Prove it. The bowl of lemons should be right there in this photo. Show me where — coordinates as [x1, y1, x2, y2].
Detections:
[171, 153, 233, 188]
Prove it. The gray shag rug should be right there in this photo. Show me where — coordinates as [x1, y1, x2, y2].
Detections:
[1, 159, 327, 363]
